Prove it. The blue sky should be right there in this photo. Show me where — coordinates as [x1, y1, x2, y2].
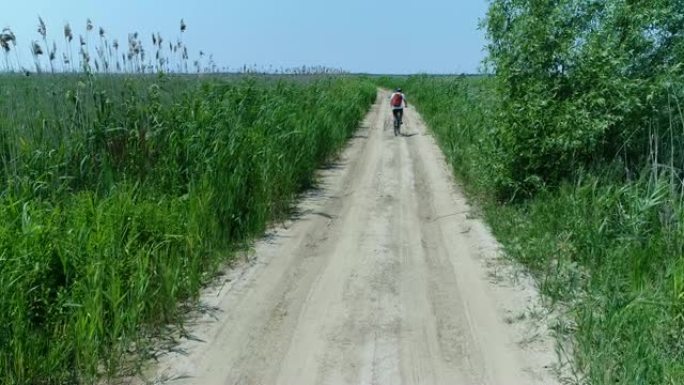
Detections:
[1, 0, 489, 74]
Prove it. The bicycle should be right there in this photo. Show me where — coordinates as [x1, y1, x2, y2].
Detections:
[392, 109, 403, 136]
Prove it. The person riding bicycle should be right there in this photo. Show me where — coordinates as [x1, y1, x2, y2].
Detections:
[389, 88, 408, 126]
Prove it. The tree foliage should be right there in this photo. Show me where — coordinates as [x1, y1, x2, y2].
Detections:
[486, 0, 684, 198]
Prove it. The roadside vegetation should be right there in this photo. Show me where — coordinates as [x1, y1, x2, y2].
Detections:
[384, 1, 684, 384]
[0, 18, 376, 385]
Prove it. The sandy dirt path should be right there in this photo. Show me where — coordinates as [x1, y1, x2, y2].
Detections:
[135, 90, 559, 385]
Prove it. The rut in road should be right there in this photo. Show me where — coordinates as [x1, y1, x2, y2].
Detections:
[136, 90, 560, 385]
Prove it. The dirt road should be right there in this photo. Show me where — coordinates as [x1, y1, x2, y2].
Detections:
[139, 91, 559, 385]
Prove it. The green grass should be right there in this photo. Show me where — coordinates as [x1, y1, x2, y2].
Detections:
[393, 75, 684, 385]
[0, 73, 376, 384]
[489, 177, 684, 384]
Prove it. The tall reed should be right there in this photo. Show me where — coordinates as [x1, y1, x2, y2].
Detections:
[0, 16, 376, 384]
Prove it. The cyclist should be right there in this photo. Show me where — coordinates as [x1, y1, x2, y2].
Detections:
[389, 88, 408, 127]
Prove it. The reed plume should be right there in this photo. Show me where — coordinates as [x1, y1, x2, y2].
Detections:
[31, 41, 43, 55]
[63, 23, 73, 71]
[64, 23, 73, 41]
[37, 17, 46, 38]
[1, 16, 217, 74]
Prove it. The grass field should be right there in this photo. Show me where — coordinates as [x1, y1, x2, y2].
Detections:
[0, 73, 376, 384]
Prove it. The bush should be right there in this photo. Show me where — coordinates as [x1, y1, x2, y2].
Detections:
[485, 0, 684, 198]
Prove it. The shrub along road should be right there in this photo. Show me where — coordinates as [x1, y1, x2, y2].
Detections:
[134, 91, 560, 385]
